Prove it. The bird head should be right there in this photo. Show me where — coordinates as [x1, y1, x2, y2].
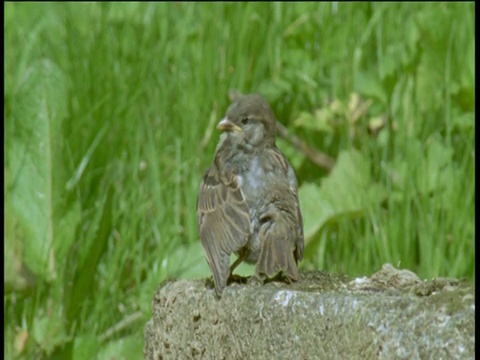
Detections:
[217, 94, 276, 148]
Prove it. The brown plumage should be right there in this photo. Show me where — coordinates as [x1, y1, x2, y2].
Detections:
[197, 94, 304, 296]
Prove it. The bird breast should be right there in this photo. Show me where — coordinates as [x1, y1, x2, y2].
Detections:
[239, 156, 270, 204]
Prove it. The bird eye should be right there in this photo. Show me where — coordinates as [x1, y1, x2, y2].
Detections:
[241, 117, 249, 125]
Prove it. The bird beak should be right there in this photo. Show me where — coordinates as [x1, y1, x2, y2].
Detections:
[217, 117, 242, 132]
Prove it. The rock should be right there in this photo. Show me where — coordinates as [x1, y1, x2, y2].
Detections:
[144, 264, 474, 359]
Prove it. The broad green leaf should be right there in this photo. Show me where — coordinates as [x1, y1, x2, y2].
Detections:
[299, 150, 387, 249]
[294, 110, 336, 133]
[299, 182, 335, 241]
[72, 334, 100, 360]
[379, 44, 403, 80]
[415, 136, 453, 196]
[96, 333, 144, 360]
[4, 169, 36, 293]
[354, 71, 388, 104]
[162, 241, 212, 280]
[33, 310, 72, 356]
[8, 59, 73, 282]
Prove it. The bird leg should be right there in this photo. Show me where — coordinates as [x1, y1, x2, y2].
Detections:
[227, 250, 249, 284]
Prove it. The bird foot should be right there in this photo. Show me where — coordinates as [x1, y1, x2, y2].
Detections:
[247, 275, 265, 286]
[265, 272, 287, 283]
[227, 274, 249, 285]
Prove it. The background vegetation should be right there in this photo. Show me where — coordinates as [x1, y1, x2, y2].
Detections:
[4, 2, 474, 358]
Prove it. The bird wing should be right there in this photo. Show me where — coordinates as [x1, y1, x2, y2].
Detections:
[271, 147, 305, 261]
[288, 166, 304, 261]
[197, 166, 251, 294]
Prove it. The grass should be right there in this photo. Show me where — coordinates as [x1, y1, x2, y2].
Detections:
[4, 2, 474, 358]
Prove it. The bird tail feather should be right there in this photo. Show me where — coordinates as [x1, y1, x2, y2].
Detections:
[255, 231, 299, 282]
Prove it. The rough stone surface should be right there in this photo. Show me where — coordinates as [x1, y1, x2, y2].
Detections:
[144, 264, 474, 360]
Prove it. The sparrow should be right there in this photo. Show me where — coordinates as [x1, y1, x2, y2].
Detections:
[197, 94, 304, 296]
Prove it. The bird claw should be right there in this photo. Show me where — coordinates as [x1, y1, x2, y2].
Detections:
[247, 274, 265, 286]
[227, 274, 249, 285]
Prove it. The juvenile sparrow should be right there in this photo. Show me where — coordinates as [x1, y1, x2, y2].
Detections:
[197, 94, 304, 296]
